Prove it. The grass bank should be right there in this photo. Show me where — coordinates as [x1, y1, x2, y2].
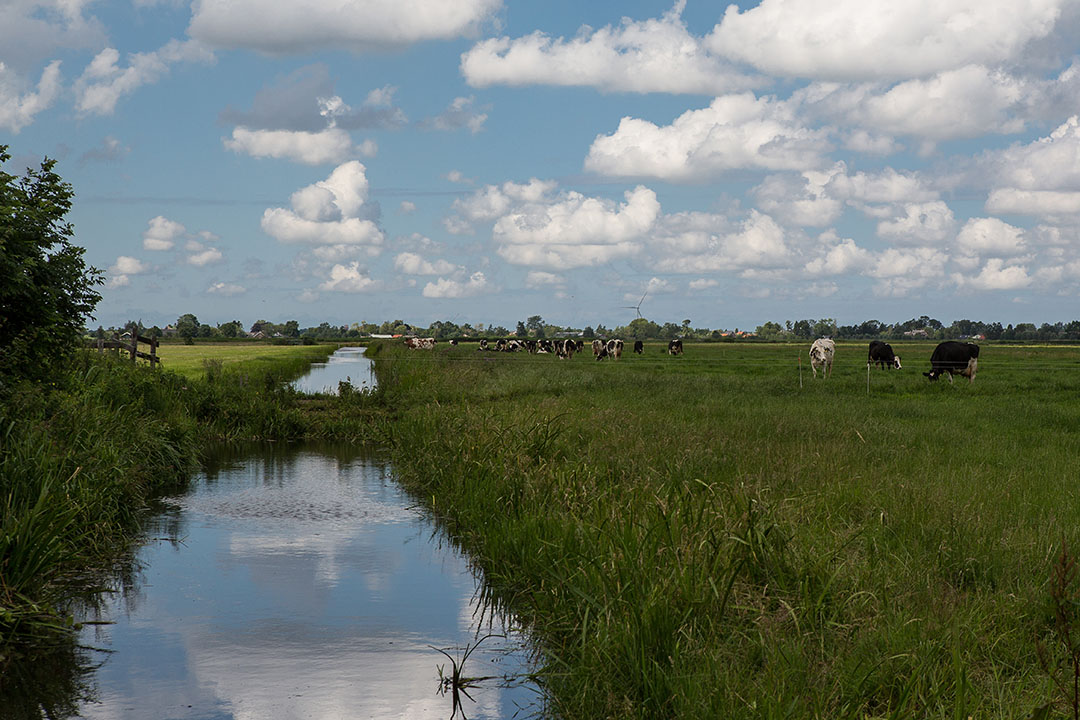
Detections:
[377, 340, 1080, 719]
[0, 342, 385, 673]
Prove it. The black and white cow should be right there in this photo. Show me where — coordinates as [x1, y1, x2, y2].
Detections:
[809, 338, 835, 378]
[924, 341, 980, 383]
[867, 340, 900, 370]
[555, 338, 575, 359]
[477, 338, 489, 351]
[668, 338, 683, 356]
[633, 340, 644, 354]
[592, 339, 605, 358]
[607, 338, 624, 360]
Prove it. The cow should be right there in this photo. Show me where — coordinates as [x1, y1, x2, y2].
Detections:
[555, 338, 575, 359]
[576, 340, 585, 352]
[448, 339, 458, 346]
[633, 340, 644, 354]
[808, 338, 835, 378]
[606, 338, 624, 360]
[592, 339, 605, 358]
[477, 338, 489, 351]
[668, 338, 683, 356]
[404, 337, 436, 349]
[867, 340, 900, 370]
[924, 341, 980, 383]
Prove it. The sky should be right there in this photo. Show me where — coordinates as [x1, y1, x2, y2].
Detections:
[5, 0, 1080, 331]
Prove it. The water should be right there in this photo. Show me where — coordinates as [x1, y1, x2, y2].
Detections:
[70, 444, 540, 720]
[290, 346, 376, 395]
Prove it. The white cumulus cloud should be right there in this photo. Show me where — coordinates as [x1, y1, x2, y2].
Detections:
[262, 161, 385, 248]
[225, 127, 356, 165]
[706, 0, 1064, 81]
[0, 60, 62, 133]
[74, 39, 213, 116]
[585, 93, 831, 181]
[189, 0, 502, 53]
[461, 2, 758, 95]
[493, 185, 659, 270]
[319, 262, 381, 293]
[393, 252, 460, 275]
[422, 271, 490, 298]
[142, 215, 185, 251]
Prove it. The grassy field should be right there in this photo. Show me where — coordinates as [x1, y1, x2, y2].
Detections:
[153, 341, 339, 378]
[374, 340, 1080, 719]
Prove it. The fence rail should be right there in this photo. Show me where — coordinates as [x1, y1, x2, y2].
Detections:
[88, 327, 160, 367]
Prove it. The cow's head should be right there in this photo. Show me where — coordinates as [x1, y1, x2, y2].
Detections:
[924, 370, 938, 381]
[893, 356, 902, 369]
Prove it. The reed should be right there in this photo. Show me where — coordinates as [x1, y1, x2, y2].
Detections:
[380, 341, 1080, 718]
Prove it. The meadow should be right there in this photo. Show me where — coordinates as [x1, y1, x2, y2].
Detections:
[374, 340, 1080, 719]
[153, 341, 335, 378]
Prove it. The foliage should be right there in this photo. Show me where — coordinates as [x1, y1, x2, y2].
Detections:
[0, 147, 102, 387]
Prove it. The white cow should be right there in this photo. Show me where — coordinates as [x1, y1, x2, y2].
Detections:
[809, 338, 835, 379]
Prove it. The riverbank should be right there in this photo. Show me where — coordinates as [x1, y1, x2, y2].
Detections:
[378, 340, 1080, 719]
[0, 343, 387, 672]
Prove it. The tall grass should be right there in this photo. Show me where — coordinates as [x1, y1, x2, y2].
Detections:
[0, 343, 385, 670]
[380, 341, 1080, 718]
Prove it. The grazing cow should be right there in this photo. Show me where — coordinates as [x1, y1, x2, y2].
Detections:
[867, 340, 900, 370]
[576, 340, 585, 352]
[633, 340, 644, 354]
[809, 338, 835, 378]
[404, 337, 436, 349]
[555, 338, 575, 359]
[448, 339, 458, 346]
[668, 338, 683, 356]
[606, 338, 624, 360]
[592, 339, 605, 358]
[477, 338, 489, 351]
[924, 341, 980, 383]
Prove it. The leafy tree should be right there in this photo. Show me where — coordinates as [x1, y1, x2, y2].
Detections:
[284, 319, 300, 338]
[756, 321, 783, 338]
[218, 320, 242, 338]
[516, 320, 527, 337]
[582, 326, 595, 338]
[0, 148, 103, 384]
[176, 313, 200, 340]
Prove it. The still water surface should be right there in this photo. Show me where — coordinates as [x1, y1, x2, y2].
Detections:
[75, 444, 539, 720]
[289, 346, 375, 395]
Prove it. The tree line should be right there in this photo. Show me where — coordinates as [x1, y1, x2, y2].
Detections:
[90, 313, 1080, 344]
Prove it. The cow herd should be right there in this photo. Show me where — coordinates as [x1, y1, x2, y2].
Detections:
[403, 335, 981, 383]
[807, 338, 979, 383]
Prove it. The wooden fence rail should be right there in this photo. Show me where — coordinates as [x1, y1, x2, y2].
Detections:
[88, 327, 160, 368]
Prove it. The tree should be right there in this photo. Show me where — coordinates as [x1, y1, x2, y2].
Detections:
[516, 321, 527, 337]
[284, 320, 300, 338]
[218, 320, 242, 338]
[0, 148, 102, 384]
[176, 314, 200, 343]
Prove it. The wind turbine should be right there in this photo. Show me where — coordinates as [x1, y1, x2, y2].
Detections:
[622, 291, 647, 319]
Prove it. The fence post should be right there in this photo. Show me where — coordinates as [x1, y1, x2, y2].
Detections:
[129, 325, 137, 364]
[150, 335, 159, 368]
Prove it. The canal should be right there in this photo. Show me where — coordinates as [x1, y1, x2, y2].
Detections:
[13, 348, 542, 719]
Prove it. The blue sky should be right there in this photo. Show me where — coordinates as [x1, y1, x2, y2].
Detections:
[5, 0, 1080, 331]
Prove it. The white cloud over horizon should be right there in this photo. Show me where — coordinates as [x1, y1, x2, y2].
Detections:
[188, 0, 502, 54]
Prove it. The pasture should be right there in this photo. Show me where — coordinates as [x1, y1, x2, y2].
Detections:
[377, 340, 1080, 719]
[153, 341, 338, 378]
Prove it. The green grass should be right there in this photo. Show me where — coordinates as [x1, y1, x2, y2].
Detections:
[153, 341, 339, 378]
[376, 340, 1080, 719]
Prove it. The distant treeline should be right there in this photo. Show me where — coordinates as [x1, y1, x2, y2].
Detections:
[90, 313, 1080, 343]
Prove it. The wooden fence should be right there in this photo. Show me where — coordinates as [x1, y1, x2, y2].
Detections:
[88, 327, 160, 368]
